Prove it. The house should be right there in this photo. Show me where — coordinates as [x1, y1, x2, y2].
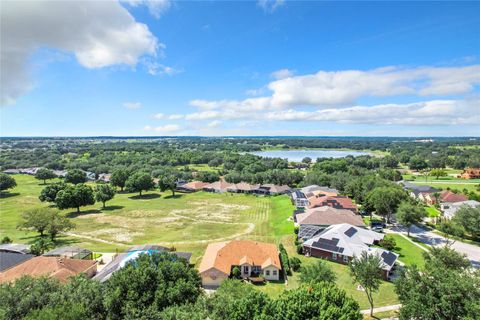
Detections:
[199, 240, 282, 287]
[0, 257, 97, 283]
[291, 190, 309, 207]
[93, 245, 191, 282]
[296, 207, 366, 240]
[43, 246, 93, 260]
[441, 200, 480, 219]
[417, 192, 438, 205]
[256, 184, 291, 196]
[52, 170, 67, 177]
[302, 224, 398, 279]
[203, 181, 234, 193]
[97, 173, 111, 183]
[460, 168, 480, 179]
[400, 181, 440, 200]
[0, 243, 31, 254]
[439, 190, 468, 203]
[2, 169, 20, 174]
[227, 182, 261, 193]
[19, 167, 40, 175]
[0, 252, 35, 272]
[177, 181, 209, 192]
[301, 185, 339, 198]
[85, 171, 96, 181]
[308, 196, 358, 213]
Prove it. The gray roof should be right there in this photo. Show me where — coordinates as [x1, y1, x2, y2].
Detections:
[401, 181, 440, 195]
[303, 224, 397, 270]
[0, 252, 35, 271]
[298, 225, 324, 241]
[443, 200, 480, 219]
[43, 246, 92, 259]
[0, 243, 31, 254]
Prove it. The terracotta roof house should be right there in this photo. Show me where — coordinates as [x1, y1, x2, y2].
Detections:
[0, 253, 35, 272]
[440, 190, 468, 203]
[203, 181, 234, 193]
[460, 168, 480, 179]
[300, 185, 338, 198]
[199, 240, 282, 287]
[308, 195, 357, 213]
[441, 200, 480, 219]
[93, 245, 191, 282]
[177, 181, 209, 192]
[0, 257, 97, 283]
[302, 224, 398, 280]
[296, 207, 365, 238]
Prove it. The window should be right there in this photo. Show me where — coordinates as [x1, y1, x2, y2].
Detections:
[265, 270, 270, 276]
[332, 253, 338, 260]
[272, 270, 277, 276]
[343, 255, 349, 263]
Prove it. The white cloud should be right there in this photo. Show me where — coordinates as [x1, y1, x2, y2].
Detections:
[124, 102, 142, 109]
[153, 112, 165, 119]
[144, 124, 181, 133]
[143, 59, 180, 76]
[122, 0, 171, 19]
[257, 0, 285, 13]
[271, 68, 294, 79]
[168, 114, 184, 120]
[187, 65, 480, 111]
[207, 120, 222, 128]
[1, 1, 159, 105]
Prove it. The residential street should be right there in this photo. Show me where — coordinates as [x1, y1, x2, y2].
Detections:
[391, 224, 480, 268]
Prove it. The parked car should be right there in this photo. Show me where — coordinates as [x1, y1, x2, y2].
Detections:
[370, 221, 384, 232]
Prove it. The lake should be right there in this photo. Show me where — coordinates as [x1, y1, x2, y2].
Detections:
[249, 149, 371, 162]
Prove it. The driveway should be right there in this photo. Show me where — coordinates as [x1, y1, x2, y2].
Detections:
[391, 224, 480, 268]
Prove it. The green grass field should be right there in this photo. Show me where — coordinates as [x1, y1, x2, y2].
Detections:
[425, 205, 441, 218]
[0, 174, 402, 308]
[388, 234, 427, 269]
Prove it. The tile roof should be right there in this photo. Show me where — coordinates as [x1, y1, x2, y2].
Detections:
[440, 190, 468, 203]
[296, 206, 365, 226]
[308, 196, 357, 211]
[199, 240, 281, 275]
[0, 257, 97, 283]
[203, 181, 234, 191]
[181, 181, 209, 190]
[0, 243, 31, 254]
[261, 184, 291, 193]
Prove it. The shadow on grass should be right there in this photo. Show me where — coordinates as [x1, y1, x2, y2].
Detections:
[101, 205, 124, 211]
[129, 193, 161, 200]
[0, 192, 20, 199]
[164, 194, 183, 199]
[67, 209, 102, 218]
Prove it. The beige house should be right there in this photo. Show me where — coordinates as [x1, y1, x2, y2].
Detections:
[199, 240, 282, 287]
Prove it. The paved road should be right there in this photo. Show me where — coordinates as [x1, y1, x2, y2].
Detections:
[361, 304, 401, 315]
[392, 224, 480, 268]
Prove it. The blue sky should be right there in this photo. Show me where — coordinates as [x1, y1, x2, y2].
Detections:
[1, 0, 479, 136]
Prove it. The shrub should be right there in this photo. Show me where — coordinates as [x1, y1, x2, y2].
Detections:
[296, 244, 303, 254]
[279, 244, 291, 275]
[232, 266, 241, 279]
[289, 257, 302, 272]
[379, 236, 396, 251]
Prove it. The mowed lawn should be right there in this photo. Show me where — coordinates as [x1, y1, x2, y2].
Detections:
[0, 175, 293, 264]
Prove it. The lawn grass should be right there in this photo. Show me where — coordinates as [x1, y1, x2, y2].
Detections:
[388, 234, 426, 269]
[425, 205, 441, 218]
[0, 174, 294, 265]
[254, 235, 399, 309]
[175, 164, 222, 172]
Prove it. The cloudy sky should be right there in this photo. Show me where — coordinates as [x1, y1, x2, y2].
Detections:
[1, 0, 479, 136]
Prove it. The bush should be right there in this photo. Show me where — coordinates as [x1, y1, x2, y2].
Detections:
[379, 236, 396, 251]
[289, 257, 302, 272]
[1, 236, 12, 244]
[232, 266, 241, 279]
[279, 244, 291, 275]
[294, 226, 299, 234]
[296, 244, 303, 254]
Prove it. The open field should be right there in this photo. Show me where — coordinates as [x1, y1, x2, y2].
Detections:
[0, 174, 401, 308]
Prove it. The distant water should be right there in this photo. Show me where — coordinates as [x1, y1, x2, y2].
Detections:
[249, 149, 370, 162]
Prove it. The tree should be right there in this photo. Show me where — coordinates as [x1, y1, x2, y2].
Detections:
[94, 184, 116, 208]
[365, 186, 407, 223]
[46, 213, 75, 240]
[111, 168, 130, 191]
[429, 168, 447, 180]
[263, 282, 362, 320]
[349, 251, 383, 317]
[302, 157, 312, 164]
[125, 172, 155, 196]
[378, 235, 396, 251]
[395, 246, 480, 320]
[65, 169, 86, 185]
[18, 208, 55, 236]
[288, 257, 301, 272]
[409, 156, 428, 171]
[35, 168, 57, 184]
[55, 184, 95, 213]
[453, 205, 480, 239]
[232, 266, 241, 279]
[103, 252, 201, 319]
[1, 236, 12, 244]
[396, 201, 426, 236]
[299, 260, 336, 284]
[30, 237, 54, 255]
[39, 182, 67, 203]
[197, 171, 220, 183]
[158, 175, 176, 196]
[0, 173, 17, 193]
[438, 220, 464, 242]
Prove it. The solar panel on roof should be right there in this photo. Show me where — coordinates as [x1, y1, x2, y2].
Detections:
[381, 251, 397, 266]
[312, 238, 342, 253]
[344, 227, 358, 237]
[298, 225, 324, 240]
